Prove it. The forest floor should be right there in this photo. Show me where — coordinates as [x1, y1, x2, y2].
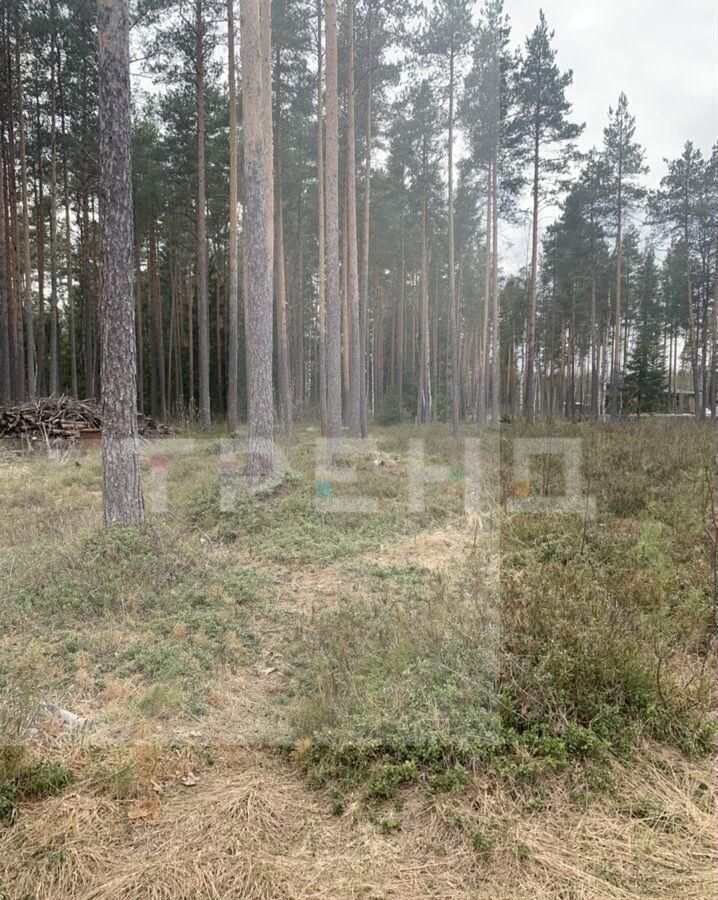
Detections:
[0, 420, 716, 899]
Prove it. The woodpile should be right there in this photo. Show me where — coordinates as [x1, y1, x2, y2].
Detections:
[0, 397, 170, 441]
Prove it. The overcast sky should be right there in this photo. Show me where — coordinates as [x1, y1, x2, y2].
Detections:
[500, 0, 718, 268]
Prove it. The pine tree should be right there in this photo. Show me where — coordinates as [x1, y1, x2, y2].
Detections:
[623, 249, 666, 417]
[403, 79, 442, 424]
[345, 0, 362, 437]
[195, 0, 212, 432]
[0, 117, 11, 402]
[575, 149, 609, 417]
[241, 0, 275, 477]
[226, 0, 239, 432]
[97, 0, 143, 525]
[462, 0, 517, 426]
[652, 141, 706, 419]
[421, 0, 474, 437]
[15, 23, 36, 400]
[315, 0, 327, 432]
[602, 92, 647, 419]
[324, 0, 342, 443]
[513, 10, 582, 421]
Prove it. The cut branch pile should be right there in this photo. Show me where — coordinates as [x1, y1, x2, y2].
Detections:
[0, 396, 170, 441]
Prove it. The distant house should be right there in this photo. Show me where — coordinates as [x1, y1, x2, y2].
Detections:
[666, 388, 696, 415]
[602, 383, 697, 415]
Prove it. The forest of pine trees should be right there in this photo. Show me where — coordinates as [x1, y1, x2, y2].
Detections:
[1, 0, 716, 431]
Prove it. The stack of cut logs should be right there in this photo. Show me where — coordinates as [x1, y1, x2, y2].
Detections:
[0, 397, 170, 441]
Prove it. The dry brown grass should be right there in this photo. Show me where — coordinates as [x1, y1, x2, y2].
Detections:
[368, 520, 472, 575]
[0, 744, 714, 899]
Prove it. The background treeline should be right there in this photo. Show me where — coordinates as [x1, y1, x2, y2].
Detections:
[1, 0, 716, 426]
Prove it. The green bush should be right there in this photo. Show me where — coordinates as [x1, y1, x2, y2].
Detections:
[0, 747, 72, 824]
[290, 422, 716, 798]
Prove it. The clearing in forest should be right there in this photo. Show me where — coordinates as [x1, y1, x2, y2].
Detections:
[0, 421, 716, 899]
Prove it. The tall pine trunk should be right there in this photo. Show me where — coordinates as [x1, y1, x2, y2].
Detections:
[315, 0, 327, 432]
[16, 30, 36, 400]
[359, 0, 373, 436]
[240, 0, 275, 476]
[49, 22, 60, 396]
[524, 123, 540, 421]
[345, 0, 361, 436]
[148, 214, 166, 420]
[294, 189, 305, 408]
[323, 0, 341, 442]
[478, 175, 490, 425]
[195, 0, 212, 433]
[273, 57, 293, 434]
[226, 0, 239, 431]
[34, 127, 46, 396]
[59, 52, 78, 398]
[589, 214, 598, 417]
[416, 170, 431, 424]
[684, 221, 702, 420]
[0, 132, 11, 402]
[81, 151, 95, 398]
[6, 44, 25, 399]
[98, 0, 143, 525]
[610, 146, 623, 420]
[373, 276, 383, 415]
[134, 226, 144, 412]
[448, 42, 459, 438]
[490, 154, 500, 424]
[712, 231, 718, 419]
[396, 206, 405, 408]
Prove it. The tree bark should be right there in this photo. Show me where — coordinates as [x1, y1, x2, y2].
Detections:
[359, 0, 372, 436]
[97, 0, 143, 525]
[569, 280, 576, 421]
[448, 42, 459, 438]
[58, 52, 78, 398]
[373, 275, 383, 415]
[214, 249, 224, 413]
[589, 205, 598, 418]
[490, 154, 500, 424]
[16, 30, 36, 400]
[524, 122, 539, 421]
[345, 0, 361, 436]
[6, 42, 25, 399]
[195, 0, 212, 433]
[712, 231, 718, 419]
[315, 0, 327, 432]
[396, 206, 404, 408]
[148, 214, 166, 420]
[416, 173, 431, 424]
[685, 220, 702, 419]
[227, 0, 239, 431]
[294, 188, 305, 409]
[478, 173, 490, 426]
[81, 151, 95, 399]
[273, 53, 293, 434]
[49, 21, 60, 396]
[0, 129, 11, 402]
[134, 226, 144, 412]
[240, 0, 275, 476]
[34, 127, 46, 396]
[610, 139, 624, 420]
[188, 262, 195, 406]
[324, 0, 341, 442]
